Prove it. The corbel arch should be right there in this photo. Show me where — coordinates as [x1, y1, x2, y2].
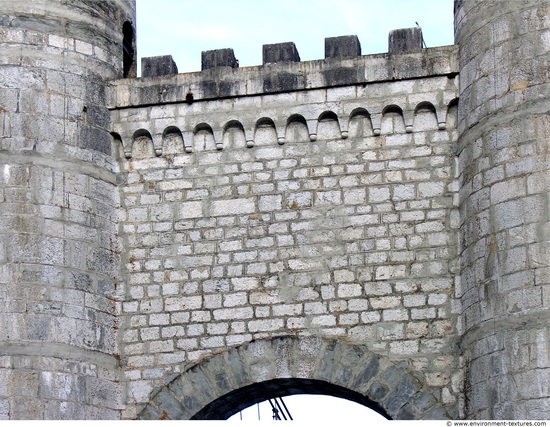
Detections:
[285, 114, 310, 143]
[162, 126, 185, 155]
[222, 119, 247, 148]
[413, 101, 438, 132]
[193, 122, 216, 151]
[131, 128, 154, 158]
[317, 110, 342, 140]
[254, 117, 278, 146]
[445, 98, 459, 129]
[381, 105, 406, 134]
[348, 107, 374, 138]
[110, 131, 127, 159]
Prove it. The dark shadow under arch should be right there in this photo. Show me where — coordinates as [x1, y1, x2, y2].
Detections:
[414, 101, 437, 114]
[318, 110, 339, 122]
[446, 98, 459, 129]
[137, 336, 455, 421]
[192, 378, 390, 420]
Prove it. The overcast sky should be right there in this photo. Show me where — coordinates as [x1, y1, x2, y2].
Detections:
[136, 0, 455, 75]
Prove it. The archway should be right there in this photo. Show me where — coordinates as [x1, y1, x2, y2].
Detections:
[194, 378, 389, 420]
[137, 336, 452, 420]
[228, 393, 389, 421]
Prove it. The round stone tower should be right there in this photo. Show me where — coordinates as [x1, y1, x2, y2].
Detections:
[0, 0, 135, 419]
[455, 0, 550, 419]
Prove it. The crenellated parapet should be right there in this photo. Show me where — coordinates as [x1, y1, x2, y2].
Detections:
[106, 28, 462, 419]
[109, 28, 458, 159]
[112, 29, 456, 104]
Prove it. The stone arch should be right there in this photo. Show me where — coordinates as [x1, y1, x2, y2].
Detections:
[162, 126, 185, 155]
[137, 336, 452, 420]
[254, 117, 277, 146]
[348, 107, 374, 138]
[413, 101, 438, 131]
[445, 98, 459, 129]
[285, 114, 309, 143]
[222, 120, 246, 149]
[192, 122, 216, 151]
[131, 128, 154, 158]
[317, 111, 342, 140]
[110, 131, 127, 159]
[381, 105, 406, 134]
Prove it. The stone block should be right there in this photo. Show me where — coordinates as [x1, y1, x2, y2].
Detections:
[210, 198, 255, 216]
[325, 35, 361, 59]
[248, 318, 284, 332]
[201, 49, 238, 70]
[141, 55, 178, 78]
[389, 27, 423, 53]
[0, 399, 9, 420]
[258, 194, 282, 211]
[390, 340, 419, 355]
[213, 307, 253, 320]
[178, 201, 203, 219]
[262, 42, 300, 63]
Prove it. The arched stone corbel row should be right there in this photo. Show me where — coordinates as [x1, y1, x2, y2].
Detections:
[113, 98, 458, 159]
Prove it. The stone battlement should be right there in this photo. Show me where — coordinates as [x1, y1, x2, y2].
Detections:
[139, 27, 426, 77]
[111, 28, 456, 109]
[110, 29, 458, 159]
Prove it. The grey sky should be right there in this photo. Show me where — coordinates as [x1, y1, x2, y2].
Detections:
[136, 0, 455, 75]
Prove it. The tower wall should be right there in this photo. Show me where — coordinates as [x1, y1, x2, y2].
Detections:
[454, 0, 550, 418]
[0, 0, 135, 419]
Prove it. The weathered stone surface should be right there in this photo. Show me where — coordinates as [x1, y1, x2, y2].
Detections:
[325, 35, 361, 58]
[141, 55, 178, 77]
[456, 0, 550, 419]
[0, 0, 132, 420]
[389, 27, 423, 53]
[2, 0, 549, 421]
[201, 48, 239, 70]
[262, 42, 300, 64]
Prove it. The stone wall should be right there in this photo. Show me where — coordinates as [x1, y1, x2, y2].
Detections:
[110, 44, 461, 418]
[0, 0, 136, 419]
[455, 0, 550, 419]
[3, 0, 548, 419]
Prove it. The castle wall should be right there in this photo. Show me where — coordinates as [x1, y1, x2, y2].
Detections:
[2, 0, 548, 419]
[455, 0, 550, 419]
[110, 46, 461, 418]
[0, 0, 135, 419]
